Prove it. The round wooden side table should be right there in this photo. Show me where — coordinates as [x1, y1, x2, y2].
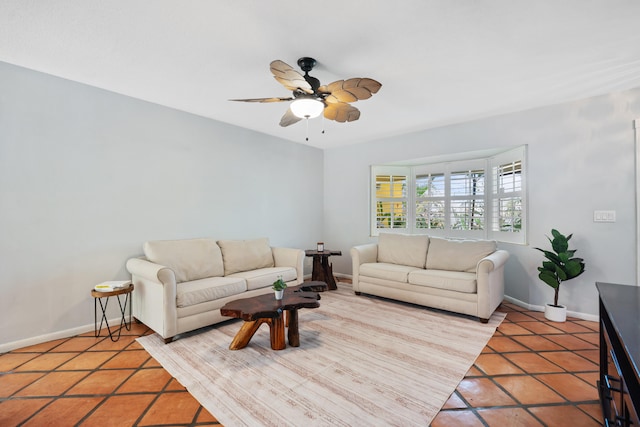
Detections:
[91, 284, 134, 342]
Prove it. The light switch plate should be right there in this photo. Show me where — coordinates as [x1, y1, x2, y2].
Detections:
[594, 210, 616, 222]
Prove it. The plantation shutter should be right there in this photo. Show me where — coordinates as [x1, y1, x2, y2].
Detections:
[489, 146, 527, 244]
[450, 167, 485, 231]
[371, 166, 409, 236]
[415, 172, 445, 230]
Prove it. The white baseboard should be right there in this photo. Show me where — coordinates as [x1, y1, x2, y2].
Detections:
[503, 295, 598, 322]
[0, 317, 122, 353]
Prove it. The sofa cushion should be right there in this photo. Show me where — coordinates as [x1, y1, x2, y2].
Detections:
[425, 237, 497, 273]
[144, 238, 224, 283]
[377, 233, 429, 268]
[176, 276, 247, 308]
[228, 267, 297, 291]
[359, 262, 420, 283]
[218, 238, 275, 275]
[408, 269, 477, 293]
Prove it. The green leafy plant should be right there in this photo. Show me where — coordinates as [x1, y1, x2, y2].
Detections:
[535, 229, 586, 307]
[272, 276, 287, 291]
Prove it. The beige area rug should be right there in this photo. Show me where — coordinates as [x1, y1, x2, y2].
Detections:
[138, 284, 505, 426]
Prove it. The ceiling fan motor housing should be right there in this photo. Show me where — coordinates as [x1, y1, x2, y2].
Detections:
[297, 57, 321, 92]
[297, 57, 316, 73]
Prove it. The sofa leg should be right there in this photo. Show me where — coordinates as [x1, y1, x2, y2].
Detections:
[479, 318, 489, 324]
[164, 336, 174, 344]
[354, 291, 362, 296]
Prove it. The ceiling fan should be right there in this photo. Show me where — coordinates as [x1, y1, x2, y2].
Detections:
[230, 57, 382, 130]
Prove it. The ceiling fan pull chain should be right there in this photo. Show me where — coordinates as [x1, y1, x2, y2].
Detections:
[305, 117, 310, 141]
[322, 114, 325, 135]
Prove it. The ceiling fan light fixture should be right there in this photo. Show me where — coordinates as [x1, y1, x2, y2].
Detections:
[231, 58, 381, 135]
[290, 98, 324, 119]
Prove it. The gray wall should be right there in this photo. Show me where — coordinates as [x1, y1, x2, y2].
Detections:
[324, 89, 640, 318]
[0, 62, 324, 348]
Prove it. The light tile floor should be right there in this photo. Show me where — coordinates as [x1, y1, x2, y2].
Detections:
[1, 300, 602, 426]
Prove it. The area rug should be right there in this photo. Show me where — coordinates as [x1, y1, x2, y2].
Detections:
[137, 284, 505, 426]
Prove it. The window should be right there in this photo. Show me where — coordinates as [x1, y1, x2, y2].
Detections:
[370, 146, 527, 244]
[450, 167, 485, 231]
[490, 150, 525, 244]
[415, 172, 445, 230]
[373, 167, 408, 229]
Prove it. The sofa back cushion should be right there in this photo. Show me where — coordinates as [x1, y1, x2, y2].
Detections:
[377, 233, 429, 268]
[218, 237, 274, 275]
[426, 237, 497, 272]
[143, 238, 224, 283]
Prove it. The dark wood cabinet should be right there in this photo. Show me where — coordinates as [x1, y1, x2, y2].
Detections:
[597, 282, 640, 427]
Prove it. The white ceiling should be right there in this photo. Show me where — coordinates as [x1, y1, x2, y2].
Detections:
[2, 1, 640, 149]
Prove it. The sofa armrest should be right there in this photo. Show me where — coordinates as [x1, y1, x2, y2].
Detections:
[272, 247, 305, 284]
[126, 257, 176, 285]
[476, 249, 510, 320]
[126, 257, 179, 340]
[350, 243, 378, 291]
[477, 249, 510, 273]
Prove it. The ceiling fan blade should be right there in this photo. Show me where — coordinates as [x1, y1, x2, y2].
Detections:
[324, 102, 360, 123]
[270, 60, 313, 94]
[325, 91, 357, 104]
[321, 78, 382, 103]
[279, 107, 303, 127]
[229, 97, 293, 103]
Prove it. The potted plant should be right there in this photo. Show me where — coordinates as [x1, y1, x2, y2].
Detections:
[535, 229, 586, 322]
[272, 276, 287, 300]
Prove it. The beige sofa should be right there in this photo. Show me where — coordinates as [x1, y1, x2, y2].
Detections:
[351, 233, 509, 322]
[126, 237, 304, 343]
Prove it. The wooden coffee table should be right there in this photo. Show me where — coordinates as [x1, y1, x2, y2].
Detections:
[220, 281, 327, 350]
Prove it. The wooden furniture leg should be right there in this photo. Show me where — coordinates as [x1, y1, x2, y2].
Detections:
[312, 255, 337, 290]
[311, 256, 324, 282]
[229, 319, 266, 350]
[322, 257, 337, 290]
[269, 315, 286, 350]
[287, 309, 300, 347]
[229, 315, 287, 351]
